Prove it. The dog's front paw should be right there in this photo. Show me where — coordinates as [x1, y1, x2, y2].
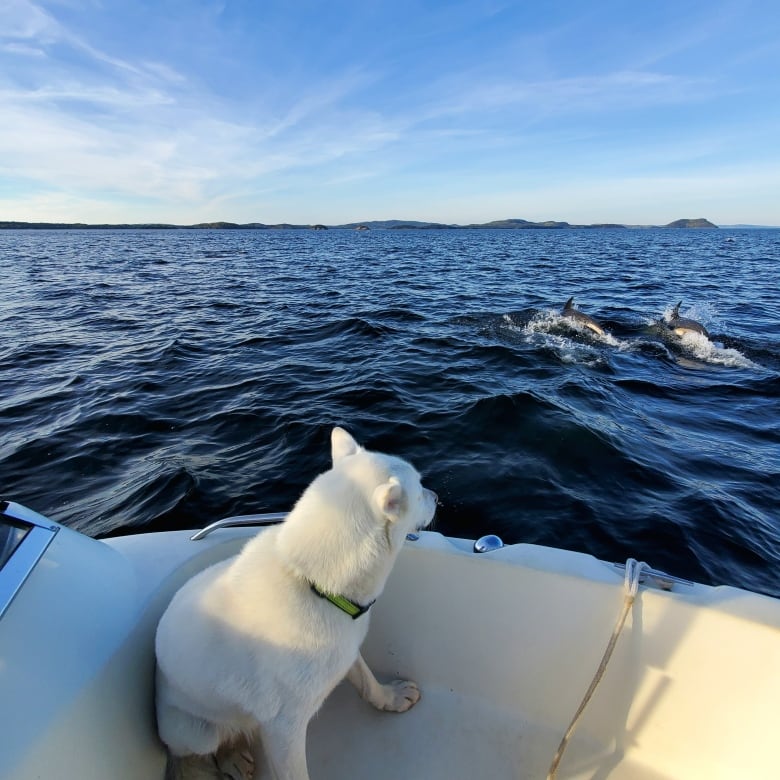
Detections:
[380, 679, 421, 712]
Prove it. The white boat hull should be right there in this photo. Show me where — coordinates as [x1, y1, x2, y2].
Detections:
[2, 502, 779, 779]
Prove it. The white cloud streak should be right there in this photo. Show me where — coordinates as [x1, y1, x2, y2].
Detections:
[0, 4, 396, 212]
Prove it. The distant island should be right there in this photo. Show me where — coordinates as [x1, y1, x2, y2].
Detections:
[0, 217, 720, 230]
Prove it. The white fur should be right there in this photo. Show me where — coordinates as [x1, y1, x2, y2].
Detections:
[155, 427, 437, 780]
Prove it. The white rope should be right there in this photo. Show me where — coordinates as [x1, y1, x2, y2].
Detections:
[546, 558, 649, 780]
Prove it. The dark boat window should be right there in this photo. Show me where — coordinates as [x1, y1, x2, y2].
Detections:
[0, 505, 59, 620]
[0, 520, 30, 572]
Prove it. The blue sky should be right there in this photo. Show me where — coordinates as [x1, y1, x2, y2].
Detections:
[1, 0, 779, 225]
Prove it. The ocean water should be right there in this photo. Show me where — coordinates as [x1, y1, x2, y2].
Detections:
[2, 227, 779, 596]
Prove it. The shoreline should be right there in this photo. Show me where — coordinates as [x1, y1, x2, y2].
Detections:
[0, 217, 732, 231]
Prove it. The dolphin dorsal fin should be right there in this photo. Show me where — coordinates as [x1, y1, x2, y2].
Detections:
[563, 297, 574, 311]
[672, 301, 682, 318]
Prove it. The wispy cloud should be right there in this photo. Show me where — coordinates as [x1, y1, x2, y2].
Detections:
[1, 41, 46, 56]
[415, 68, 715, 129]
[0, 2, 403, 214]
[1, 0, 62, 41]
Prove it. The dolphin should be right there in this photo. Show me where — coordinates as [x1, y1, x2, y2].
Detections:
[561, 297, 605, 336]
[667, 301, 709, 338]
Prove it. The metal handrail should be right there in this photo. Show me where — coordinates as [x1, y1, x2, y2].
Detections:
[190, 513, 287, 541]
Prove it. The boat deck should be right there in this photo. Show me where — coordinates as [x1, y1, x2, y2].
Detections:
[310, 681, 665, 780]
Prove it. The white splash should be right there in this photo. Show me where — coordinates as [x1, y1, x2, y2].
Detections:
[676, 331, 758, 369]
[658, 304, 758, 368]
[501, 310, 613, 366]
[523, 309, 626, 347]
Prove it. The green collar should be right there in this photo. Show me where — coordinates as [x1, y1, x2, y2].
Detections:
[310, 583, 375, 619]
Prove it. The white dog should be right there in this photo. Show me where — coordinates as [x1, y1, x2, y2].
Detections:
[155, 427, 437, 780]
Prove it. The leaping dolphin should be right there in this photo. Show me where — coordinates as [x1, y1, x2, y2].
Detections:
[667, 301, 709, 338]
[561, 297, 605, 336]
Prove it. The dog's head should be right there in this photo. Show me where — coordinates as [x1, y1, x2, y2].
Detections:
[276, 427, 437, 596]
[330, 426, 437, 539]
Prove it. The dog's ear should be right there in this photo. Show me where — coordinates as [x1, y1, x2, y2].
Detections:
[331, 427, 359, 462]
[373, 477, 405, 521]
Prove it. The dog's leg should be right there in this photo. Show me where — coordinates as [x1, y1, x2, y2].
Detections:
[253, 720, 309, 780]
[347, 653, 420, 712]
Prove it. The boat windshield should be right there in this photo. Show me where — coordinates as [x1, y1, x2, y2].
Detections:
[0, 520, 30, 571]
[1, 504, 61, 620]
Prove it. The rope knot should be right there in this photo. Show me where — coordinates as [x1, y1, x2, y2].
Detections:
[624, 558, 650, 600]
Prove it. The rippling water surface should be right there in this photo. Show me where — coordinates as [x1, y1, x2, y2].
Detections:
[2, 228, 779, 595]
